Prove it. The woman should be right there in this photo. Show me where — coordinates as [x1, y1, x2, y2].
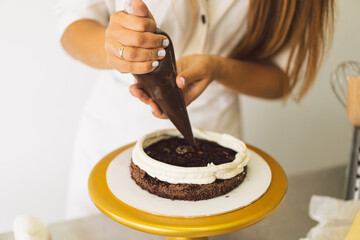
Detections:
[57, 0, 334, 219]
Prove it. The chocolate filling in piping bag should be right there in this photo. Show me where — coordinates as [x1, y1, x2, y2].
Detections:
[124, 0, 196, 147]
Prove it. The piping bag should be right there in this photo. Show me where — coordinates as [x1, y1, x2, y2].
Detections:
[124, 0, 196, 147]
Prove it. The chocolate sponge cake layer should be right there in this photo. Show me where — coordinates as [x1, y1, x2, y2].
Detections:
[130, 160, 247, 201]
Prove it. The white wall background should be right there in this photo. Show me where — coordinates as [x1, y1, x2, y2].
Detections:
[241, 0, 359, 175]
[0, 0, 358, 234]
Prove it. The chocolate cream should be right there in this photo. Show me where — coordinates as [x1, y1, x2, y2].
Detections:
[132, 29, 196, 147]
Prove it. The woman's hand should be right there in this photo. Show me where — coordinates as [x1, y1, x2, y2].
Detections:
[129, 54, 219, 118]
[105, 0, 169, 74]
[176, 54, 218, 105]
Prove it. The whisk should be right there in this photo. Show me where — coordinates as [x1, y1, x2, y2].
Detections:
[330, 60, 360, 200]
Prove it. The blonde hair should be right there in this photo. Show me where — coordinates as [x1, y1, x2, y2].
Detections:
[231, 0, 335, 101]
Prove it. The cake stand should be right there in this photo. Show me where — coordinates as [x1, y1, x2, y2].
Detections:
[88, 143, 287, 240]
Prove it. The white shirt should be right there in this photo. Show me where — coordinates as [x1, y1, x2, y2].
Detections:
[56, 0, 289, 219]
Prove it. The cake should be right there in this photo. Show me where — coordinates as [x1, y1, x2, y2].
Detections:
[130, 128, 251, 201]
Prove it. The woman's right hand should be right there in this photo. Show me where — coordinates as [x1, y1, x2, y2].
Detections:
[105, 0, 169, 74]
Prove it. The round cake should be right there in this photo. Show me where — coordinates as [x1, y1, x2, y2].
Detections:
[130, 128, 251, 201]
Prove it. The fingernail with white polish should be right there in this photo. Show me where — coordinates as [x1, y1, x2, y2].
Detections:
[152, 61, 159, 68]
[149, 105, 154, 112]
[180, 76, 185, 87]
[163, 39, 169, 47]
[158, 49, 166, 57]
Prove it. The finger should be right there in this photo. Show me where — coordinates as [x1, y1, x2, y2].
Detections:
[116, 12, 157, 32]
[109, 43, 166, 61]
[176, 76, 186, 89]
[182, 80, 209, 106]
[176, 66, 207, 88]
[149, 102, 168, 119]
[129, 83, 151, 104]
[107, 55, 159, 74]
[115, 26, 168, 48]
[133, 0, 152, 18]
[129, 84, 168, 119]
[153, 111, 168, 119]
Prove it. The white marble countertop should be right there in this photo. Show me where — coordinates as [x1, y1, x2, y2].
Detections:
[0, 165, 345, 240]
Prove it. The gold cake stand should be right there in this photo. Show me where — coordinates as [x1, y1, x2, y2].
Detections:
[88, 143, 287, 240]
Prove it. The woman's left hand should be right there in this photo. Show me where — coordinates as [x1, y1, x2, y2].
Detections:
[176, 54, 218, 105]
[129, 54, 219, 119]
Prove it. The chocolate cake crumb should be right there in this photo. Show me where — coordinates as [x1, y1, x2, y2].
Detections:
[144, 137, 236, 167]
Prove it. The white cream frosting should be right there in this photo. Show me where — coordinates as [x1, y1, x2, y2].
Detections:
[132, 128, 251, 184]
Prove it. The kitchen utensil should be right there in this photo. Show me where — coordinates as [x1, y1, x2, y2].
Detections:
[331, 61, 360, 200]
[124, 0, 196, 147]
[347, 76, 360, 127]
